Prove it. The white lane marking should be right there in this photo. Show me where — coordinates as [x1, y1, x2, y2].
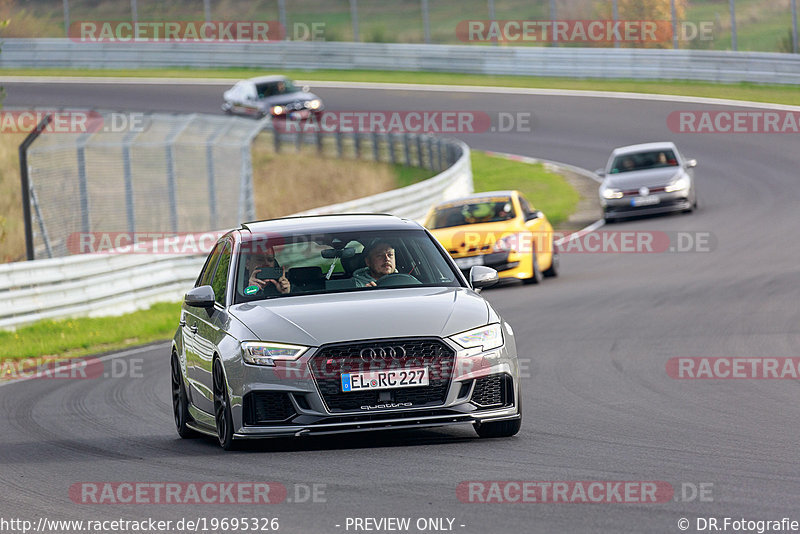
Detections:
[478, 150, 604, 247]
[0, 341, 170, 389]
[5, 76, 800, 111]
[555, 219, 605, 247]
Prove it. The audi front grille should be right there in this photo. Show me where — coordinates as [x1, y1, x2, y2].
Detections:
[308, 338, 455, 413]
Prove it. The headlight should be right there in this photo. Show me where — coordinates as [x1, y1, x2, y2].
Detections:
[241, 341, 308, 366]
[449, 324, 504, 351]
[271, 105, 284, 115]
[665, 174, 691, 193]
[306, 99, 322, 110]
[601, 187, 623, 199]
[493, 233, 522, 253]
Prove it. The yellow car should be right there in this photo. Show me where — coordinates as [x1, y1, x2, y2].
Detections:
[424, 190, 558, 284]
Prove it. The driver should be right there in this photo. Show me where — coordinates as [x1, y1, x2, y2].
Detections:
[352, 241, 397, 287]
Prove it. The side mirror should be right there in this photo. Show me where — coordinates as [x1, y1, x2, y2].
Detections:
[470, 266, 499, 289]
[595, 168, 606, 177]
[185, 285, 216, 309]
[685, 159, 697, 168]
[525, 210, 543, 221]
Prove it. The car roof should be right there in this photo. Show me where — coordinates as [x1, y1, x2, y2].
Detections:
[243, 75, 290, 84]
[432, 191, 518, 206]
[611, 142, 678, 157]
[240, 214, 423, 236]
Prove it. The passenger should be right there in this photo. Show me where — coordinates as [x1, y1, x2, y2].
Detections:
[352, 241, 397, 287]
[245, 247, 291, 295]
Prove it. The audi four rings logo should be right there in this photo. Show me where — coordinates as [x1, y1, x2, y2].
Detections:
[359, 346, 407, 361]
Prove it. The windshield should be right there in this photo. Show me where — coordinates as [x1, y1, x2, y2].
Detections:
[255, 79, 298, 98]
[233, 229, 461, 303]
[428, 197, 516, 229]
[610, 150, 678, 173]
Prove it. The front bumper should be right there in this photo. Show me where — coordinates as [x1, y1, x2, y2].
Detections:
[224, 337, 520, 438]
[602, 190, 692, 219]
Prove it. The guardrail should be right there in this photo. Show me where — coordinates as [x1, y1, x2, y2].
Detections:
[0, 133, 471, 329]
[3, 39, 800, 84]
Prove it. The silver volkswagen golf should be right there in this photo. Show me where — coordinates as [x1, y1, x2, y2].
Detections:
[171, 215, 522, 450]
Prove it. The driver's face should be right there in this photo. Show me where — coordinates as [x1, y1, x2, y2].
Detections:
[366, 244, 395, 278]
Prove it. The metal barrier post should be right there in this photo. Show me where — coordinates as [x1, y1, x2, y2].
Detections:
[18, 114, 52, 260]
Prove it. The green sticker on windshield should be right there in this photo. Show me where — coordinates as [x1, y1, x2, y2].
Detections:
[244, 285, 259, 295]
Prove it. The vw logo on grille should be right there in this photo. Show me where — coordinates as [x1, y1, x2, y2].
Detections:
[359, 346, 407, 361]
[639, 186, 650, 196]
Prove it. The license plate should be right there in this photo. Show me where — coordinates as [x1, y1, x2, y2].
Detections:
[341, 367, 429, 392]
[454, 256, 484, 269]
[631, 195, 660, 207]
[290, 110, 311, 120]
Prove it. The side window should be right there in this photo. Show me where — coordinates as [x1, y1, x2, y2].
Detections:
[210, 242, 232, 306]
[196, 242, 224, 287]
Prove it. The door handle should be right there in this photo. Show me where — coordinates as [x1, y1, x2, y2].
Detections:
[190, 325, 198, 334]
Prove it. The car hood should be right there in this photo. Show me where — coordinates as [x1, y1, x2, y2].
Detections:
[603, 167, 682, 189]
[230, 286, 489, 346]
[258, 91, 319, 107]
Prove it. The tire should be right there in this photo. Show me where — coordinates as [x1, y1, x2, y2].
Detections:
[171, 353, 199, 439]
[522, 249, 543, 285]
[474, 400, 522, 438]
[213, 359, 237, 451]
[542, 241, 559, 278]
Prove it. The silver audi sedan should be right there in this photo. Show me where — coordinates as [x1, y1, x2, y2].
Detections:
[171, 215, 522, 450]
[597, 142, 698, 222]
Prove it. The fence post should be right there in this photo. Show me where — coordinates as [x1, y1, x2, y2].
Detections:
[612, 0, 619, 48]
[792, 0, 798, 54]
[388, 134, 397, 165]
[76, 133, 91, 234]
[121, 129, 138, 233]
[131, 0, 138, 24]
[421, 0, 431, 43]
[63, 0, 70, 38]
[353, 132, 361, 159]
[671, 0, 678, 49]
[164, 116, 194, 233]
[550, 0, 557, 47]
[18, 114, 52, 260]
[349, 0, 360, 42]
[729, 0, 737, 51]
[371, 132, 380, 161]
[204, 0, 211, 23]
[403, 134, 411, 166]
[205, 121, 233, 230]
[278, 0, 287, 40]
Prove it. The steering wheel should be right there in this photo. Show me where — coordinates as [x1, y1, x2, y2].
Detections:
[375, 273, 422, 287]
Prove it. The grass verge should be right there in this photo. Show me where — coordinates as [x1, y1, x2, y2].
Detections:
[471, 151, 579, 227]
[3, 67, 800, 106]
[0, 301, 181, 361]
